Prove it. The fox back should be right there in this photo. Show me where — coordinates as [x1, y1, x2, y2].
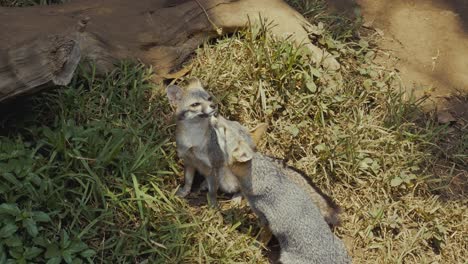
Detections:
[240, 153, 350, 264]
[262, 156, 341, 227]
[213, 120, 350, 263]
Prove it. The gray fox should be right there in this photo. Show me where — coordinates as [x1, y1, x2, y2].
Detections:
[166, 78, 256, 207]
[211, 116, 351, 263]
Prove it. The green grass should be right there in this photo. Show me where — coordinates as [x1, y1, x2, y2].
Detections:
[1, 0, 467, 263]
[0, 64, 265, 263]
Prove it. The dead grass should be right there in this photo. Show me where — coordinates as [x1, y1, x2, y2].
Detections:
[182, 9, 467, 263]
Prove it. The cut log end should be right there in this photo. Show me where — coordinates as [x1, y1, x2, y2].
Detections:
[0, 34, 81, 103]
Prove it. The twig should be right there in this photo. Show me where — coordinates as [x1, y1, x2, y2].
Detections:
[194, 0, 222, 35]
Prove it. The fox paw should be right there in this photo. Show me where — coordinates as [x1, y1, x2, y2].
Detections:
[230, 193, 243, 205]
[176, 187, 190, 197]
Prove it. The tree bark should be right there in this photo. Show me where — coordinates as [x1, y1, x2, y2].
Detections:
[0, 0, 340, 103]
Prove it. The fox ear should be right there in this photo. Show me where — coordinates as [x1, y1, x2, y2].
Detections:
[250, 123, 268, 146]
[166, 85, 183, 106]
[187, 77, 202, 88]
[232, 141, 253, 163]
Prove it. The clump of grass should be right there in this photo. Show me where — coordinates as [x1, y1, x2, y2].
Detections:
[287, 0, 363, 41]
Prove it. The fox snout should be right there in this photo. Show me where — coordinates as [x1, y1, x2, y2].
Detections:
[199, 103, 217, 118]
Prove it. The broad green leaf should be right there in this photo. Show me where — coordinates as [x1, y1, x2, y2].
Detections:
[68, 241, 88, 254]
[404, 173, 417, 181]
[359, 39, 369, 49]
[8, 246, 23, 258]
[46, 257, 62, 264]
[0, 223, 18, 238]
[390, 177, 403, 187]
[4, 235, 22, 247]
[29, 173, 42, 186]
[363, 79, 373, 89]
[72, 258, 84, 264]
[314, 144, 327, 152]
[33, 211, 51, 222]
[45, 244, 60, 258]
[306, 80, 317, 93]
[23, 218, 38, 237]
[325, 38, 336, 49]
[80, 249, 96, 258]
[310, 67, 322, 77]
[1, 172, 23, 188]
[61, 231, 71, 249]
[33, 236, 48, 247]
[286, 125, 299, 137]
[62, 250, 73, 264]
[24, 247, 43, 260]
[0, 204, 20, 216]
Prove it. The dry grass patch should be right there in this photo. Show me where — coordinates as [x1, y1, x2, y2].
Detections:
[184, 15, 467, 263]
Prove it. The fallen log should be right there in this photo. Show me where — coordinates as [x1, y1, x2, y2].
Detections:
[0, 0, 340, 102]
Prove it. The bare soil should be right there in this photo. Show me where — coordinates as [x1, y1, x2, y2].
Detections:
[356, 0, 468, 122]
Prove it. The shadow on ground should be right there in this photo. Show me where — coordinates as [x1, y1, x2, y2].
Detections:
[329, 0, 468, 116]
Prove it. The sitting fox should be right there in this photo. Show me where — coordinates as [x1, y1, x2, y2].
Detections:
[166, 78, 340, 226]
[166, 78, 255, 207]
[211, 116, 351, 263]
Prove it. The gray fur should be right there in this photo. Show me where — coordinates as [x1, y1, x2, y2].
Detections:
[211, 117, 351, 263]
[245, 154, 351, 264]
[167, 79, 242, 206]
[261, 156, 341, 227]
[211, 117, 341, 227]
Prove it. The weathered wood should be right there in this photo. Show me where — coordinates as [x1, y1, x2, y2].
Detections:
[0, 0, 340, 102]
[0, 33, 81, 102]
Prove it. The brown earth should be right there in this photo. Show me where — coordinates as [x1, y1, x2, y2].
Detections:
[339, 0, 468, 123]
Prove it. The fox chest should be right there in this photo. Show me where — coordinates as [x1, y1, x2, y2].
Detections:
[176, 136, 213, 176]
[176, 121, 224, 175]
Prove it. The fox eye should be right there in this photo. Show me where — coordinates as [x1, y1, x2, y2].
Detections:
[191, 102, 201, 107]
[207, 96, 213, 101]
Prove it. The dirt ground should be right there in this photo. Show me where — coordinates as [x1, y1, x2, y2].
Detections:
[340, 0, 468, 123]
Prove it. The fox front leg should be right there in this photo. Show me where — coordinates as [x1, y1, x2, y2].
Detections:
[206, 170, 219, 208]
[176, 165, 195, 197]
